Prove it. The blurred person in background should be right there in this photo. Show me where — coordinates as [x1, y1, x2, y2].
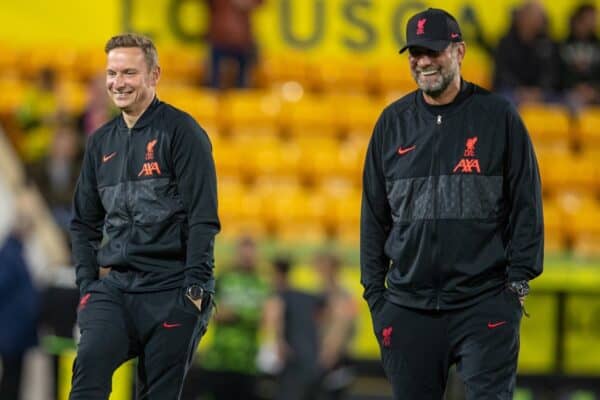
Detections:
[314, 251, 358, 400]
[493, 1, 561, 105]
[198, 236, 270, 400]
[15, 67, 61, 163]
[0, 196, 40, 400]
[361, 8, 544, 399]
[262, 256, 323, 400]
[559, 3, 600, 112]
[78, 75, 117, 137]
[69, 33, 219, 400]
[27, 122, 83, 238]
[205, 0, 263, 89]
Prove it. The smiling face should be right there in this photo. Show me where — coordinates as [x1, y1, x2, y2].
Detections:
[106, 47, 159, 116]
[408, 43, 464, 99]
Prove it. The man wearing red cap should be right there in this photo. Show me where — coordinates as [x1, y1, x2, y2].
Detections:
[360, 8, 544, 399]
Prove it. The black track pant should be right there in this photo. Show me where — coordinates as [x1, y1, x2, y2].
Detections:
[69, 280, 210, 400]
[371, 288, 523, 400]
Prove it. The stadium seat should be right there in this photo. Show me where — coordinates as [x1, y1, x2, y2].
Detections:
[231, 135, 299, 179]
[519, 103, 573, 150]
[337, 134, 369, 184]
[0, 78, 28, 113]
[276, 222, 329, 244]
[158, 46, 202, 84]
[537, 148, 575, 195]
[577, 107, 600, 148]
[219, 90, 281, 137]
[543, 199, 566, 253]
[371, 59, 415, 95]
[58, 79, 86, 114]
[331, 94, 383, 136]
[256, 52, 309, 88]
[570, 200, 600, 259]
[307, 56, 372, 94]
[280, 94, 337, 137]
[295, 136, 341, 181]
[157, 86, 219, 132]
[212, 136, 241, 176]
[461, 48, 492, 89]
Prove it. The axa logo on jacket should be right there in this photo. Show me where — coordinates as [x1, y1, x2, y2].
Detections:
[453, 136, 481, 174]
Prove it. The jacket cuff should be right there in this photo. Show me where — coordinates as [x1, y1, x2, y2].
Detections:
[79, 279, 93, 296]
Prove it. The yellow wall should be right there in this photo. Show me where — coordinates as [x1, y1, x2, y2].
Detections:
[2, 0, 598, 55]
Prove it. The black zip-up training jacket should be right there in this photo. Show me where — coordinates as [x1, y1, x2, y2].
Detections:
[360, 81, 543, 311]
[70, 97, 220, 295]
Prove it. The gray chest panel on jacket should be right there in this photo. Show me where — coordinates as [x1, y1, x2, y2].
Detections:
[386, 174, 504, 222]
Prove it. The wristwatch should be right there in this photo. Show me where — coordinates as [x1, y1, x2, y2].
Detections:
[186, 284, 204, 301]
[508, 280, 530, 297]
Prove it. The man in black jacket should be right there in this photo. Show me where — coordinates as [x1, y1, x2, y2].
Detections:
[69, 33, 220, 399]
[361, 8, 543, 400]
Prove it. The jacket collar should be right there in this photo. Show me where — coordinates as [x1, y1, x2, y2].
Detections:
[117, 96, 161, 131]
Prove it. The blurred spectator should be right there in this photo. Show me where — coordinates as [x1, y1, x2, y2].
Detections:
[261, 256, 323, 400]
[205, 0, 263, 89]
[559, 3, 600, 111]
[27, 123, 82, 237]
[15, 67, 61, 163]
[314, 251, 358, 400]
[493, 1, 561, 105]
[0, 224, 40, 399]
[198, 236, 270, 399]
[77, 75, 116, 137]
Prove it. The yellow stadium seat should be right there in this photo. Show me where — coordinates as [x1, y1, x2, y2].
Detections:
[519, 103, 572, 150]
[336, 222, 360, 246]
[219, 90, 281, 136]
[212, 136, 241, 176]
[323, 186, 361, 229]
[0, 78, 28, 113]
[58, 79, 87, 114]
[570, 200, 600, 259]
[230, 135, 299, 179]
[337, 134, 369, 184]
[158, 46, 202, 84]
[306, 56, 372, 93]
[538, 149, 598, 196]
[276, 222, 328, 245]
[578, 107, 600, 148]
[331, 94, 383, 136]
[157, 86, 219, 131]
[461, 47, 492, 89]
[280, 94, 337, 137]
[537, 149, 574, 195]
[74, 48, 106, 80]
[256, 53, 309, 88]
[371, 59, 415, 95]
[543, 199, 566, 253]
[219, 217, 268, 241]
[295, 136, 341, 181]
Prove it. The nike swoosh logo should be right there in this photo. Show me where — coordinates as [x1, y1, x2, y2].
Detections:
[397, 145, 416, 155]
[487, 321, 507, 329]
[102, 152, 117, 163]
[162, 322, 182, 329]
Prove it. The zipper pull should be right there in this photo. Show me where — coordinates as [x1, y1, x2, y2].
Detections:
[436, 115, 442, 125]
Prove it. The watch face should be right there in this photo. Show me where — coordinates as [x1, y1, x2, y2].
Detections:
[188, 286, 203, 300]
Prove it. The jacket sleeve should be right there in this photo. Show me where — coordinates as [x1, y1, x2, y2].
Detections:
[171, 114, 220, 291]
[360, 115, 393, 311]
[70, 137, 105, 295]
[505, 106, 544, 282]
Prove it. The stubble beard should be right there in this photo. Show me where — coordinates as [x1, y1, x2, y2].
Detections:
[414, 60, 458, 99]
